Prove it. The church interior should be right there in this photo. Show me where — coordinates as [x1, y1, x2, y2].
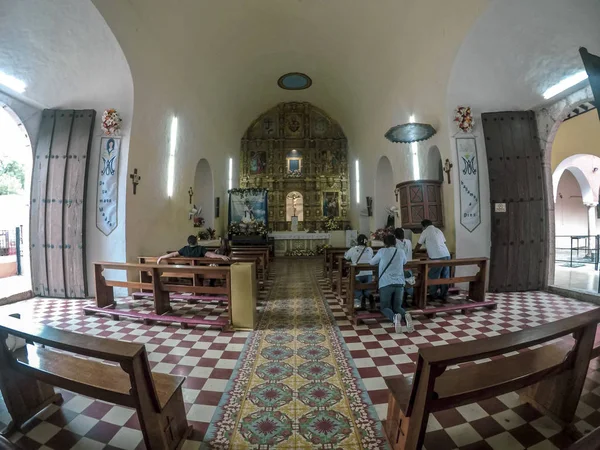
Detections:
[0, 0, 600, 449]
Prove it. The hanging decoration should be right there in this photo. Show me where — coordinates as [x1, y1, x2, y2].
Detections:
[456, 137, 481, 232]
[384, 123, 437, 144]
[454, 106, 474, 133]
[101, 108, 122, 136]
[97, 137, 121, 236]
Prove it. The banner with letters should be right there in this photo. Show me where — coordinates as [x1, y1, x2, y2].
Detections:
[96, 137, 120, 236]
[456, 137, 481, 232]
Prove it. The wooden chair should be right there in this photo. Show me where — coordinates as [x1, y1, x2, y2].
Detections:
[0, 316, 191, 450]
[385, 309, 600, 450]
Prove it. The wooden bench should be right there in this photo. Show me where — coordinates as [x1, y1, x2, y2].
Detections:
[384, 309, 600, 449]
[138, 255, 266, 287]
[83, 262, 231, 330]
[0, 316, 191, 449]
[348, 258, 495, 325]
[324, 247, 349, 285]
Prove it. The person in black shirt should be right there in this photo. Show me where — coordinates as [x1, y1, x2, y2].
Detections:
[157, 235, 229, 264]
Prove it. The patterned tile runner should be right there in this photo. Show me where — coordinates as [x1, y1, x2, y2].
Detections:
[205, 260, 390, 449]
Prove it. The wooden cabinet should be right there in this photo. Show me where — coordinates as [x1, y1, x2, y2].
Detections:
[397, 180, 444, 231]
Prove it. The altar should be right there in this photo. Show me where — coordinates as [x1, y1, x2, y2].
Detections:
[269, 232, 330, 256]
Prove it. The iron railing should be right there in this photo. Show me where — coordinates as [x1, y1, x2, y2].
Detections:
[555, 234, 600, 270]
[0, 227, 22, 275]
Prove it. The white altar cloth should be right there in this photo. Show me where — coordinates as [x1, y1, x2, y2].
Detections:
[268, 232, 331, 240]
[268, 232, 330, 255]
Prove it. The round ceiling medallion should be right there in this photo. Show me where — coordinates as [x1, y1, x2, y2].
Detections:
[278, 73, 312, 90]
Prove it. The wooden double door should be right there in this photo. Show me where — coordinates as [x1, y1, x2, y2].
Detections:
[30, 110, 95, 298]
[482, 111, 547, 292]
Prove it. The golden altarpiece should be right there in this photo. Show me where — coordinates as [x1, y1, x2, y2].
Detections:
[240, 102, 350, 232]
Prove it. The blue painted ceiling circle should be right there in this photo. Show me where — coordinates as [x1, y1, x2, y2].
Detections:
[278, 73, 312, 90]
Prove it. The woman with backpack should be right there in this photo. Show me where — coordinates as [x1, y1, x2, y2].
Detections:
[344, 234, 375, 310]
[370, 234, 414, 333]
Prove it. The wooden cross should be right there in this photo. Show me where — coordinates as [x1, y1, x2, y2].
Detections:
[129, 168, 141, 195]
[188, 187, 194, 204]
[444, 159, 453, 185]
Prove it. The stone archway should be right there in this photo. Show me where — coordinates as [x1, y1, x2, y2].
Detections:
[536, 86, 595, 285]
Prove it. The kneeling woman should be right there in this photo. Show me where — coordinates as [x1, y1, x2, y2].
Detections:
[369, 234, 414, 333]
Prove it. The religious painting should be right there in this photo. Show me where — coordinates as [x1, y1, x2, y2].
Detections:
[96, 137, 121, 236]
[215, 197, 220, 218]
[322, 191, 340, 217]
[229, 189, 268, 225]
[249, 151, 267, 175]
[456, 137, 481, 232]
[286, 149, 302, 176]
[320, 149, 338, 173]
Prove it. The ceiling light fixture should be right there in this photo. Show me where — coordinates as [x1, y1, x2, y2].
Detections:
[0, 71, 26, 93]
[543, 70, 588, 100]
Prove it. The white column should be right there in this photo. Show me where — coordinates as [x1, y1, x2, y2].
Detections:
[585, 203, 598, 237]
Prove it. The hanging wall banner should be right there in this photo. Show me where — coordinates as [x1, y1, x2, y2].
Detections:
[456, 137, 481, 232]
[96, 137, 120, 236]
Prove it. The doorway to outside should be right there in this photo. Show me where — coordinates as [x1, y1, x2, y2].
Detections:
[0, 105, 32, 300]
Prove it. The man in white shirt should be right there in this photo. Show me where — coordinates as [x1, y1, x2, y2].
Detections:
[344, 234, 374, 310]
[414, 219, 451, 300]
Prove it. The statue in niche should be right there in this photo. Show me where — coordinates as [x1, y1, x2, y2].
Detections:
[323, 192, 339, 217]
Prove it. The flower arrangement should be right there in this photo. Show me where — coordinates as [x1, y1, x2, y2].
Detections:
[371, 226, 394, 241]
[285, 249, 316, 257]
[316, 244, 332, 255]
[193, 216, 205, 228]
[286, 169, 302, 177]
[324, 217, 340, 231]
[101, 108, 122, 136]
[197, 229, 211, 240]
[454, 106, 474, 133]
[229, 220, 268, 237]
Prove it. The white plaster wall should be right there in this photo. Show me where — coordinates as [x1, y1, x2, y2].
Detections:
[0, 0, 133, 294]
[555, 170, 588, 236]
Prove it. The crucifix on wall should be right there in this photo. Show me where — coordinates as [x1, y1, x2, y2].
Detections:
[444, 159, 453, 184]
[129, 168, 141, 195]
[188, 187, 194, 204]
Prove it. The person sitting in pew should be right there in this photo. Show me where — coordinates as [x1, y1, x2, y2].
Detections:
[414, 219, 450, 301]
[157, 235, 230, 264]
[370, 234, 414, 334]
[345, 234, 375, 311]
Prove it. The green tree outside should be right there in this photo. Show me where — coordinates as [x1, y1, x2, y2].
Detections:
[0, 160, 25, 195]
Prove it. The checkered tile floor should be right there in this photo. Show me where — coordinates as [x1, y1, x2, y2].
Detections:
[0, 277, 274, 450]
[0, 259, 599, 449]
[318, 272, 600, 449]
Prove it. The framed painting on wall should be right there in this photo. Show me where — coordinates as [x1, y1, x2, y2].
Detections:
[215, 197, 220, 218]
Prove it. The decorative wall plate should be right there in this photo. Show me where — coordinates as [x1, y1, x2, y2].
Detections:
[384, 123, 437, 144]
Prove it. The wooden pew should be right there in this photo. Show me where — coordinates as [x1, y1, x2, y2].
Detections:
[0, 316, 191, 449]
[323, 246, 348, 275]
[348, 258, 496, 325]
[84, 262, 231, 330]
[385, 309, 600, 450]
[138, 255, 265, 287]
[325, 248, 349, 285]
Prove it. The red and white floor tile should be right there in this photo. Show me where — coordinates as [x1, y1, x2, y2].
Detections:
[0, 278, 273, 450]
[0, 260, 599, 449]
[319, 275, 600, 449]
